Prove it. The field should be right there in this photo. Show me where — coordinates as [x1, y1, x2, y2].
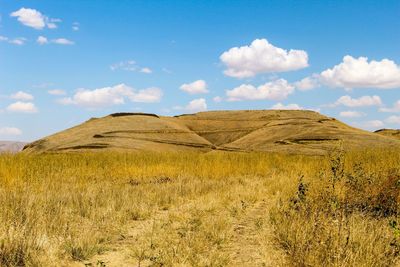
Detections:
[1, 149, 400, 266]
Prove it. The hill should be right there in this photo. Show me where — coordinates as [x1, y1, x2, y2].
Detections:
[375, 129, 400, 140]
[23, 110, 400, 155]
[0, 141, 26, 153]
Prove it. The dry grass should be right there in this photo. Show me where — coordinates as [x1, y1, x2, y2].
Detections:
[271, 149, 400, 266]
[0, 149, 399, 266]
[376, 129, 400, 140]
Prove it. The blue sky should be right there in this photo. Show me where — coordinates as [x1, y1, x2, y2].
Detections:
[1, 0, 400, 141]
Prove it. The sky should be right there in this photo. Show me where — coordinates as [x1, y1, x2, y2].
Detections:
[0, 0, 400, 141]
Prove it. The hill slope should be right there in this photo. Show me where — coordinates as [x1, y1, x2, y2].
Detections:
[23, 110, 400, 155]
[375, 129, 400, 141]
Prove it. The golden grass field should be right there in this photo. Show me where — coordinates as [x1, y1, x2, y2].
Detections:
[1, 149, 400, 266]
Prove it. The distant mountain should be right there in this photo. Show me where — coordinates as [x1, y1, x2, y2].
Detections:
[0, 141, 27, 153]
[23, 110, 400, 155]
[375, 129, 400, 140]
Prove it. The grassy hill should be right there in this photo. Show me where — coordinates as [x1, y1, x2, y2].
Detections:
[375, 129, 400, 140]
[23, 110, 400, 155]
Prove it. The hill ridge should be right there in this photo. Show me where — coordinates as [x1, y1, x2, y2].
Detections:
[23, 110, 400, 155]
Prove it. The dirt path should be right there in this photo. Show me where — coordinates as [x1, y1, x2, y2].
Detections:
[75, 200, 286, 267]
[80, 210, 169, 267]
[224, 200, 287, 267]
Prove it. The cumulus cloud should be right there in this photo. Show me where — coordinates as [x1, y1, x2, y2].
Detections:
[320, 56, 400, 89]
[185, 98, 207, 112]
[59, 84, 162, 108]
[226, 79, 294, 101]
[333, 95, 382, 107]
[48, 89, 66, 96]
[174, 98, 207, 113]
[10, 8, 60, 30]
[128, 87, 163, 103]
[385, 115, 400, 124]
[0, 127, 22, 136]
[271, 103, 303, 110]
[37, 36, 48, 45]
[220, 38, 308, 78]
[339, 111, 365, 118]
[52, 38, 74, 45]
[180, 80, 209, 94]
[294, 76, 320, 91]
[6, 101, 38, 113]
[10, 91, 34, 101]
[379, 100, 400, 113]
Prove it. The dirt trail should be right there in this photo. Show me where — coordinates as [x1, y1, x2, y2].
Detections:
[80, 210, 169, 267]
[74, 200, 286, 267]
[224, 200, 287, 267]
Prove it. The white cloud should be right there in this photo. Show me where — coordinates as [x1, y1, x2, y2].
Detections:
[10, 91, 34, 101]
[184, 98, 207, 112]
[140, 67, 152, 74]
[220, 38, 308, 78]
[173, 98, 208, 113]
[6, 102, 38, 113]
[9, 37, 26, 45]
[37, 36, 48, 45]
[357, 120, 384, 130]
[110, 60, 151, 74]
[213, 96, 222, 103]
[10, 8, 45, 29]
[47, 23, 57, 29]
[48, 89, 66, 96]
[320, 56, 400, 89]
[0, 36, 27, 45]
[379, 100, 400, 113]
[111, 60, 136, 71]
[294, 76, 319, 91]
[59, 84, 162, 108]
[36, 36, 74, 45]
[128, 87, 162, 103]
[339, 111, 365, 118]
[10, 8, 59, 30]
[180, 80, 209, 94]
[333, 95, 382, 107]
[52, 38, 74, 45]
[0, 127, 22, 136]
[271, 103, 303, 110]
[226, 79, 294, 101]
[385, 115, 400, 124]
